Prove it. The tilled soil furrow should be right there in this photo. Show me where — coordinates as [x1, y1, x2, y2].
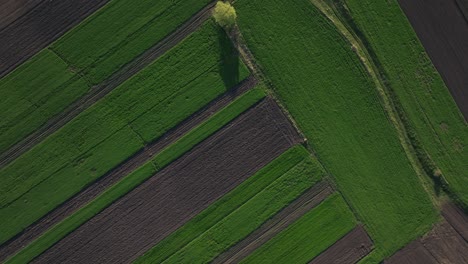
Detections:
[212, 181, 334, 264]
[32, 98, 302, 264]
[0, 3, 215, 169]
[0, 0, 110, 76]
[309, 225, 373, 264]
[0, 76, 257, 262]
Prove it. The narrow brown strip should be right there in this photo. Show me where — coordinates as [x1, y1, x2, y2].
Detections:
[0, 1, 215, 168]
[212, 180, 334, 264]
[385, 240, 439, 264]
[309, 225, 373, 264]
[0, 76, 257, 262]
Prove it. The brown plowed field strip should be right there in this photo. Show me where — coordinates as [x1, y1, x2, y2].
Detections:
[212, 181, 334, 264]
[309, 226, 373, 264]
[0, 3, 215, 169]
[385, 240, 438, 264]
[32, 98, 302, 264]
[0, 76, 257, 262]
[398, 0, 468, 120]
[386, 203, 468, 264]
[0, 0, 110, 77]
[0, 0, 43, 30]
[442, 202, 468, 241]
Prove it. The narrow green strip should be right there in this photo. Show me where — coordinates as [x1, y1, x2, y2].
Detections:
[6, 86, 265, 264]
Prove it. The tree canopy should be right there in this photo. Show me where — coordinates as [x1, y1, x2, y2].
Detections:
[213, 1, 237, 29]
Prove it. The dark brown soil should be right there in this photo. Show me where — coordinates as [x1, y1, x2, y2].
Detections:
[32, 98, 302, 264]
[309, 226, 373, 264]
[0, 76, 257, 262]
[212, 181, 334, 264]
[385, 240, 438, 264]
[0, 0, 43, 30]
[0, 2, 215, 169]
[0, 0, 110, 77]
[398, 0, 468, 120]
[442, 202, 468, 241]
[386, 203, 468, 264]
[422, 221, 468, 263]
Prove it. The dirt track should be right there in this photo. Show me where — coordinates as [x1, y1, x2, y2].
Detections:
[0, 76, 257, 262]
[398, 0, 468, 120]
[0, 0, 43, 30]
[212, 181, 333, 264]
[309, 226, 373, 264]
[0, 3, 215, 169]
[0, 0, 110, 77]
[386, 203, 468, 264]
[32, 98, 302, 264]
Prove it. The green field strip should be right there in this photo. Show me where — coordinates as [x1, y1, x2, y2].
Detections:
[235, 0, 438, 261]
[51, 0, 212, 84]
[134, 145, 324, 264]
[0, 50, 90, 154]
[344, 0, 468, 209]
[0, 21, 249, 244]
[5, 86, 266, 264]
[241, 194, 356, 264]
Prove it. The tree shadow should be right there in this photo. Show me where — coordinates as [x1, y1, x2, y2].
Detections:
[217, 26, 239, 89]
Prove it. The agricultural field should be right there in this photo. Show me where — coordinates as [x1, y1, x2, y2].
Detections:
[1, 0, 467, 263]
[0, 21, 249, 246]
[236, 0, 438, 261]
[345, 0, 468, 208]
[242, 194, 356, 264]
[29, 98, 302, 263]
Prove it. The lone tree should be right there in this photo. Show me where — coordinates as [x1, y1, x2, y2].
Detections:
[213, 1, 237, 30]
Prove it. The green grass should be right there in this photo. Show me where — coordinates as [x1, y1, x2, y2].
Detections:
[0, 50, 89, 153]
[52, 0, 212, 84]
[135, 145, 326, 264]
[0, 21, 249, 245]
[345, 0, 468, 208]
[236, 0, 438, 261]
[5, 87, 265, 264]
[241, 194, 356, 264]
